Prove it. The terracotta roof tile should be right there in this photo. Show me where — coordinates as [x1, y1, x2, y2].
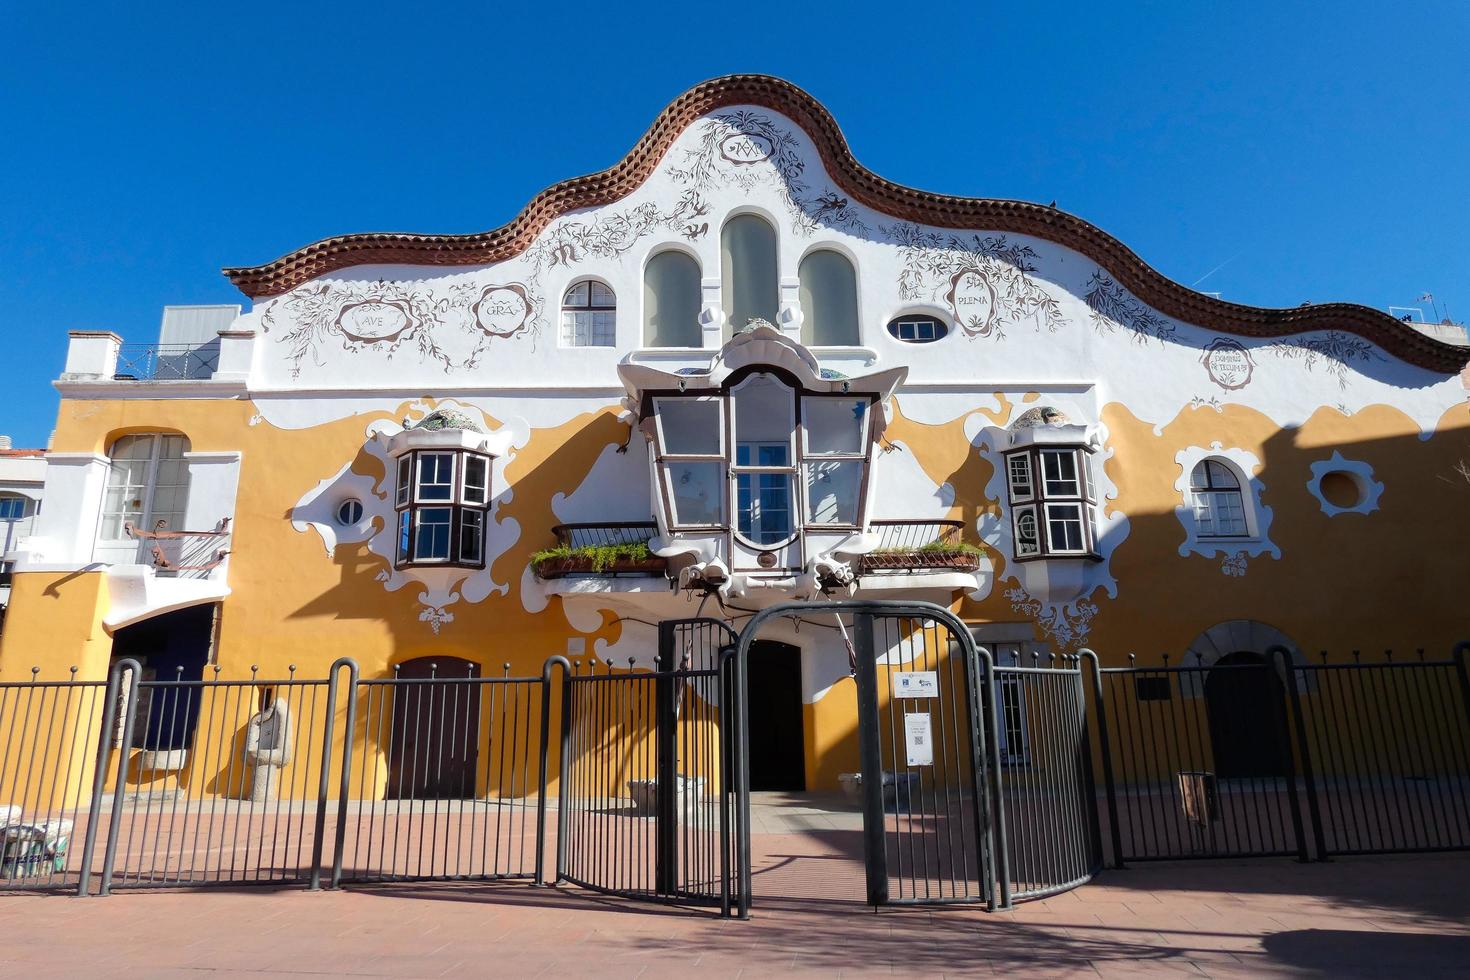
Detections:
[222, 74, 1469, 374]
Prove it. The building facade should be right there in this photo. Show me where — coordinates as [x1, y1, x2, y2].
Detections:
[2, 75, 1467, 793]
[0, 440, 46, 631]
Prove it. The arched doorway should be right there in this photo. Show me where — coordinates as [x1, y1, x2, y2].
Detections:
[1204, 651, 1289, 779]
[387, 657, 481, 799]
[746, 640, 806, 791]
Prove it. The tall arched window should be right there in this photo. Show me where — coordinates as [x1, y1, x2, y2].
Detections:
[561, 280, 616, 347]
[643, 251, 702, 347]
[1189, 459, 1249, 538]
[101, 433, 191, 540]
[798, 249, 859, 346]
[721, 214, 778, 337]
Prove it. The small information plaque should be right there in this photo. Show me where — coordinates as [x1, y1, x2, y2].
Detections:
[893, 671, 939, 699]
[904, 712, 934, 767]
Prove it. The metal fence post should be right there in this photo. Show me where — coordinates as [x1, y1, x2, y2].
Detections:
[850, 613, 889, 908]
[95, 659, 142, 897]
[310, 657, 357, 890]
[555, 657, 573, 886]
[1075, 650, 1107, 873]
[75, 661, 129, 897]
[1080, 649, 1124, 870]
[1266, 646, 1313, 863]
[327, 659, 360, 889]
[535, 656, 570, 886]
[977, 647, 1011, 910]
[1271, 645, 1326, 862]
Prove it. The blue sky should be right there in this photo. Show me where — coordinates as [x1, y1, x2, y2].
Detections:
[2, 2, 1466, 448]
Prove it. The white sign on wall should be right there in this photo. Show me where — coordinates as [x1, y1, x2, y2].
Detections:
[904, 712, 934, 767]
[894, 671, 939, 699]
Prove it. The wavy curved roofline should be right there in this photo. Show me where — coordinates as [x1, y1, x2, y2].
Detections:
[222, 73, 1467, 373]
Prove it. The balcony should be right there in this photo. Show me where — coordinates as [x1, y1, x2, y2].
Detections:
[853, 520, 984, 575]
[113, 343, 220, 382]
[531, 523, 669, 579]
[124, 518, 232, 579]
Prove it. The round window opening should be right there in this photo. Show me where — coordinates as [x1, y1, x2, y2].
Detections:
[1318, 471, 1364, 510]
[337, 499, 364, 526]
[886, 316, 948, 344]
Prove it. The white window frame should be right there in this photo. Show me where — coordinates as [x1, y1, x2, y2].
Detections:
[412, 506, 454, 563]
[1039, 448, 1081, 498]
[100, 433, 191, 542]
[0, 495, 25, 521]
[1189, 459, 1251, 539]
[460, 453, 491, 506]
[1006, 453, 1033, 503]
[887, 316, 947, 343]
[560, 279, 617, 348]
[1013, 504, 1041, 558]
[413, 452, 457, 505]
[1043, 501, 1089, 555]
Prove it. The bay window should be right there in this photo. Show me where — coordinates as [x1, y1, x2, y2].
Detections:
[393, 448, 493, 568]
[1004, 446, 1097, 560]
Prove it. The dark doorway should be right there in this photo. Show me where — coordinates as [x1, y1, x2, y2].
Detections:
[746, 640, 806, 791]
[109, 603, 216, 750]
[387, 657, 481, 799]
[1204, 650, 1289, 779]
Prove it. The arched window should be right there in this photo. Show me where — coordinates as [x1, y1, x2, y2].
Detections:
[1189, 459, 1249, 538]
[721, 214, 778, 337]
[886, 315, 949, 344]
[643, 251, 702, 348]
[101, 434, 191, 540]
[798, 249, 859, 346]
[561, 280, 616, 347]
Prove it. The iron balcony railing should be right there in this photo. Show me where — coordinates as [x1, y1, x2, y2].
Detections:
[535, 522, 666, 579]
[858, 519, 981, 574]
[124, 518, 231, 577]
[113, 343, 220, 382]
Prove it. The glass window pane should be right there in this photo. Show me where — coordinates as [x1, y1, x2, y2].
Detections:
[1045, 503, 1086, 552]
[462, 454, 490, 505]
[721, 215, 779, 337]
[1007, 454, 1033, 500]
[562, 282, 589, 308]
[737, 466, 793, 544]
[413, 507, 452, 560]
[804, 459, 863, 525]
[0, 497, 24, 520]
[1014, 507, 1040, 557]
[397, 456, 412, 506]
[397, 511, 411, 563]
[643, 251, 702, 347]
[733, 375, 794, 450]
[1041, 450, 1080, 497]
[798, 249, 859, 346]
[588, 281, 615, 307]
[655, 398, 722, 456]
[458, 509, 485, 564]
[803, 397, 867, 456]
[665, 461, 724, 526]
[418, 453, 454, 500]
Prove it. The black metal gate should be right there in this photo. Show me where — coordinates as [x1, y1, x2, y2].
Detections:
[552, 617, 738, 913]
[734, 601, 1001, 916]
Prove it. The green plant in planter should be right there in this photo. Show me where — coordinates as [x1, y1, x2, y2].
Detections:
[872, 540, 985, 557]
[530, 541, 655, 573]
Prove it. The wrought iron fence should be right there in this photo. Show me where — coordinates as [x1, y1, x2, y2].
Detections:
[91, 660, 347, 893]
[988, 651, 1101, 901]
[0, 669, 110, 893]
[113, 343, 220, 382]
[554, 618, 736, 912]
[330, 660, 549, 885]
[552, 522, 658, 548]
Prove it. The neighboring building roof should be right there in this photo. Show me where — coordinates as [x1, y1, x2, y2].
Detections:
[0, 449, 44, 458]
[221, 74, 1470, 374]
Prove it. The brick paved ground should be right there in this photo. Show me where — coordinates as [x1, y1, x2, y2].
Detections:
[1, 838, 1466, 978]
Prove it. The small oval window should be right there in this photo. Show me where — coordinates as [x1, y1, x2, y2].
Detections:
[337, 499, 364, 526]
[886, 316, 948, 344]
